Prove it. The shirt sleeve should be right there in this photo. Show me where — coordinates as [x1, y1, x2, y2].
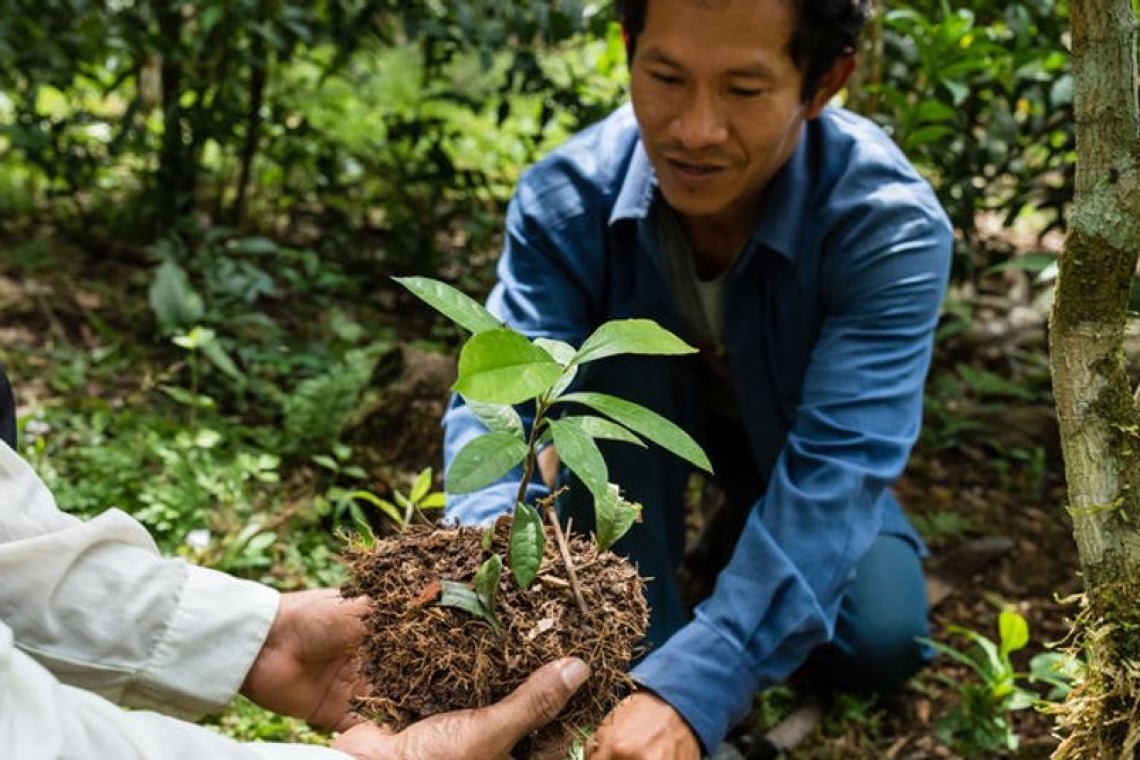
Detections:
[633, 206, 953, 751]
[0, 440, 280, 721]
[0, 620, 348, 760]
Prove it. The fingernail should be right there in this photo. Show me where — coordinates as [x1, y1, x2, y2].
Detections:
[559, 658, 590, 690]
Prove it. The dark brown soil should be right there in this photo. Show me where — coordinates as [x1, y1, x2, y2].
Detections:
[341, 518, 648, 757]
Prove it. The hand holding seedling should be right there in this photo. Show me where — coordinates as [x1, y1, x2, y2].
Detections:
[241, 588, 370, 732]
[331, 658, 590, 760]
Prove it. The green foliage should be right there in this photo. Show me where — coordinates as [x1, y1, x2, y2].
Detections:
[398, 275, 709, 620]
[439, 554, 503, 634]
[863, 0, 1073, 279]
[509, 503, 546, 589]
[924, 610, 1075, 755]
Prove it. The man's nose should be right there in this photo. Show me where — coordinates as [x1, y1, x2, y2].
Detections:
[669, 87, 728, 149]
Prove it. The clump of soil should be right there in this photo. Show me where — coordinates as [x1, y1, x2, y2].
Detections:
[341, 518, 649, 756]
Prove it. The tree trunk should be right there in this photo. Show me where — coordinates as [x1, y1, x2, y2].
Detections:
[1050, 1, 1140, 757]
[154, 2, 195, 231]
[232, 4, 270, 227]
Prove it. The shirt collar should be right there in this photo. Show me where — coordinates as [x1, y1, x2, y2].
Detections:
[607, 122, 815, 264]
[609, 139, 658, 226]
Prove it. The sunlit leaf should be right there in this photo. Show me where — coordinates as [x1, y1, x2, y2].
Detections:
[557, 392, 712, 473]
[999, 610, 1029, 657]
[536, 337, 577, 365]
[548, 418, 608, 502]
[560, 415, 645, 447]
[447, 433, 528, 494]
[455, 329, 562, 405]
[595, 483, 642, 553]
[409, 467, 433, 503]
[394, 276, 501, 334]
[572, 319, 697, 366]
[510, 502, 545, 589]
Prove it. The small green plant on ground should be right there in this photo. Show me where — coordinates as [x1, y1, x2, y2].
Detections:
[923, 609, 1077, 756]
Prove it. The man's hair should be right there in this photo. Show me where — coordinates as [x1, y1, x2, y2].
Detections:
[616, 0, 870, 101]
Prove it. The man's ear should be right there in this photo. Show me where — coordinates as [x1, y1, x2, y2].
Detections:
[805, 54, 858, 119]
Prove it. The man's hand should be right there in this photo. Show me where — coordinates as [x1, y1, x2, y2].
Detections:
[241, 588, 369, 732]
[586, 691, 700, 760]
[331, 657, 590, 760]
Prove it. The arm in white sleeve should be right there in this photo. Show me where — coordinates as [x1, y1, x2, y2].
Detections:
[0, 619, 349, 760]
[0, 440, 277, 719]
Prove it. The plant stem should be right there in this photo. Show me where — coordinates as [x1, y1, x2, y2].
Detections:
[545, 502, 588, 615]
[514, 400, 588, 615]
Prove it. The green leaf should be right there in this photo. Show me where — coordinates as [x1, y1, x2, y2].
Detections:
[438, 580, 500, 633]
[447, 433, 528, 494]
[409, 467, 433, 504]
[561, 415, 646, 447]
[474, 554, 503, 611]
[455, 329, 563, 405]
[200, 339, 246, 385]
[535, 337, 577, 365]
[346, 490, 405, 528]
[394, 276, 502, 334]
[572, 319, 697, 366]
[348, 502, 376, 547]
[467, 400, 526, 439]
[149, 260, 204, 335]
[595, 483, 642, 553]
[557, 392, 712, 473]
[548, 418, 608, 501]
[510, 503, 545, 589]
[998, 610, 1029, 657]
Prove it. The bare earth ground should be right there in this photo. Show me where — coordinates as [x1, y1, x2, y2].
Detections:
[0, 242, 1077, 759]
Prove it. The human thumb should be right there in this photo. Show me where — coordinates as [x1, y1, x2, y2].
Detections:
[485, 658, 590, 742]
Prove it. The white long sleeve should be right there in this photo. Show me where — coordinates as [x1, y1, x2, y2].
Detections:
[0, 621, 347, 759]
[0, 441, 350, 759]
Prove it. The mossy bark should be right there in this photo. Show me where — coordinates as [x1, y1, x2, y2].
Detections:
[1050, 2, 1140, 756]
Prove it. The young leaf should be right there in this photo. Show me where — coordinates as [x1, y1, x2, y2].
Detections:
[536, 337, 577, 366]
[394, 276, 501, 334]
[455, 329, 563, 405]
[467, 400, 526, 439]
[510, 503, 546, 589]
[548, 418, 609, 502]
[447, 433, 528, 494]
[595, 483, 643, 553]
[348, 502, 376, 547]
[438, 580, 500, 633]
[345, 490, 404, 528]
[409, 467, 433, 504]
[572, 319, 697, 366]
[561, 415, 646, 447]
[557, 392, 712, 473]
[474, 554, 503, 612]
[998, 610, 1030, 658]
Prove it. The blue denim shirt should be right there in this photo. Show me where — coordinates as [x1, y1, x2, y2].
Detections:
[443, 104, 952, 751]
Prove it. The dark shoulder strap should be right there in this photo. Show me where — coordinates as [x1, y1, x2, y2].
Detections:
[0, 364, 16, 449]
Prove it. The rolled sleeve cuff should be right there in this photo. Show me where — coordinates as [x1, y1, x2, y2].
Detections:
[127, 565, 280, 719]
[631, 618, 758, 754]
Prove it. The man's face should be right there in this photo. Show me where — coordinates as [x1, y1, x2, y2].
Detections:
[630, 0, 837, 234]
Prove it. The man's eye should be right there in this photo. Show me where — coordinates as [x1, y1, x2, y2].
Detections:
[729, 87, 765, 98]
[651, 72, 683, 86]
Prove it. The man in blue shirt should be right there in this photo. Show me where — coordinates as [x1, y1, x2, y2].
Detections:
[442, 0, 952, 756]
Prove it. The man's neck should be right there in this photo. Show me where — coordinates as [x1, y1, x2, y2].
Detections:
[679, 210, 755, 280]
